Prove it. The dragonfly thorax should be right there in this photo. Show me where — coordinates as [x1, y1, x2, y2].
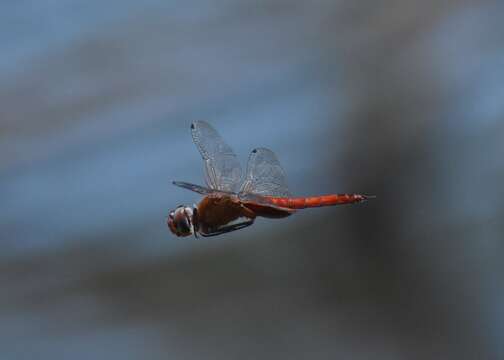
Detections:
[167, 205, 197, 237]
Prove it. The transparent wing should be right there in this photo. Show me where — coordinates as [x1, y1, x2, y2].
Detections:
[191, 121, 242, 192]
[239, 147, 291, 197]
[172, 181, 216, 195]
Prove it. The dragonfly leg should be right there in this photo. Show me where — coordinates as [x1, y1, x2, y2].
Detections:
[199, 219, 255, 237]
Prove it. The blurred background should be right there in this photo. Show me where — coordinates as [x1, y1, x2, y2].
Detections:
[1, 0, 503, 359]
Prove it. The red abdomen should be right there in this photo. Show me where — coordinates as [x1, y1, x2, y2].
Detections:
[266, 194, 369, 209]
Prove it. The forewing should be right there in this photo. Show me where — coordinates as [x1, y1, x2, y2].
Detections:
[172, 181, 216, 195]
[239, 147, 291, 197]
[191, 121, 242, 192]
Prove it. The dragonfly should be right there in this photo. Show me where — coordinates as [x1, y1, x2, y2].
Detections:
[167, 121, 373, 238]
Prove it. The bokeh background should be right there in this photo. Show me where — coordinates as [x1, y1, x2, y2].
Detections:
[1, 0, 503, 359]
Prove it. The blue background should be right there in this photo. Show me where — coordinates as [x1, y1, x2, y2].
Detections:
[1, 1, 503, 359]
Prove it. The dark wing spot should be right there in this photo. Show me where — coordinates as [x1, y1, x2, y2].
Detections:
[252, 148, 257, 153]
[190, 123, 195, 129]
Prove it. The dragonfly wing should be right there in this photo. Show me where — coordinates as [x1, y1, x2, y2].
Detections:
[191, 121, 242, 192]
[239, 147, 291, 197]
[172, 181, 216, 195]
[173, 181, 236, 197]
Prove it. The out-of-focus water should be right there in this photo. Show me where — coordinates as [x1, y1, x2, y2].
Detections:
[1, 1, 503, 359]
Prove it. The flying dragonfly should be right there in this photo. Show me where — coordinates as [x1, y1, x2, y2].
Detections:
[167, 121, 373, 237]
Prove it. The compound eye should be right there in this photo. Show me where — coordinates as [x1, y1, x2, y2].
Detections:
[176, 217, 191, 234]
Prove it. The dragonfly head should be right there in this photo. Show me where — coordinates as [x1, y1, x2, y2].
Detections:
[167, 205, 195, 237]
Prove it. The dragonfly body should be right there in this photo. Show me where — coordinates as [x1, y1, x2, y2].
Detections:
[167, 121, 373, 238]
[266, 194, 367, 209]
[193, 194, 293, 235]
[195, 194, 255, 234]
